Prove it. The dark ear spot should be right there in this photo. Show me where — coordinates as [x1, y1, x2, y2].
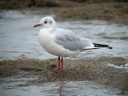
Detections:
[50, 20, 52, 24]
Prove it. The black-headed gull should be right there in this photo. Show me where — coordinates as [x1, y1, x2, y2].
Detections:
[33, 16, 112, 73]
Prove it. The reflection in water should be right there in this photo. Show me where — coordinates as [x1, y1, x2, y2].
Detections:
[0, 10, 128, 60]
[0, 79, 122, 96]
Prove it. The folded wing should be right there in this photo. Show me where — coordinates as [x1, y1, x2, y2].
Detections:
[53, 28, 94, 51]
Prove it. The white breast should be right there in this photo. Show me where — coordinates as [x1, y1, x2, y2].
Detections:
[38, 29, 79, 57]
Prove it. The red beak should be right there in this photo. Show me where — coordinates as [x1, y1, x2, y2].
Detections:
[33, 24, 42, 28]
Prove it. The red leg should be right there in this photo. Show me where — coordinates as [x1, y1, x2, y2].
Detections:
[58, 56, 61, 70]
[52, 56, 63, 73]
[61, 57, 63, 73]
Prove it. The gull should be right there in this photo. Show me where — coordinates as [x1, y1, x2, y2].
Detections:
[33, 16, 112, 73]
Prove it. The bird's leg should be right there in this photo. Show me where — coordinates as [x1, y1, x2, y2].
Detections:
[52, 56, 63, 73]
[61, 57, 63, 73]
[58, 56, 61, 70]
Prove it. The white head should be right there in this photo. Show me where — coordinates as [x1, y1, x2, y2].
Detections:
[33, 16, 56, 28]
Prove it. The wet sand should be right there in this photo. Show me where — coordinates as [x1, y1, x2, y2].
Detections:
[0, 57, 128, 95]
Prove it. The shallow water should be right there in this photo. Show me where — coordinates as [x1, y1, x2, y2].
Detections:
[0, 10, 128, 60]
[108, 62, 128, 72]
[0, 77, 124, 96]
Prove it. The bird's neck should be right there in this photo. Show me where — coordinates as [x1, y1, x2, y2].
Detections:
[49, 24, 57, 33]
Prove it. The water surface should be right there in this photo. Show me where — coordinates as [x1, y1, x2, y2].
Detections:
[0, 78, 123, 96]
[0, 10, 128, 60]
[0, 9, 128, 96]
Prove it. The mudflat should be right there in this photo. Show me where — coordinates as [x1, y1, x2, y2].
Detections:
[0, 57, 128, 94]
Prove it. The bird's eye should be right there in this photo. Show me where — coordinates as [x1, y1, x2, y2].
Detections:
[44, 21, 47, 24]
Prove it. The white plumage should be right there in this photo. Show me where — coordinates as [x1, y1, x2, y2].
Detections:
[34, 16, 112, 73]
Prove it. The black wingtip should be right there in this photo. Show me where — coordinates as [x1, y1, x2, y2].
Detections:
[93, 43, 112, 49]
[108, 46, 112, 49]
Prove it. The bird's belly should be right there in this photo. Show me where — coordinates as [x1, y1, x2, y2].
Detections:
[38, 34, 77, 57]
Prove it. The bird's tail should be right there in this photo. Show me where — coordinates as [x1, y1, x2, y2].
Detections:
[93, 43, 112, 49]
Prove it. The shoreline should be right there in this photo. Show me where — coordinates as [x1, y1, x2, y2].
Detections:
[0, 1, 128, 95]
[0, 56, 128, 94]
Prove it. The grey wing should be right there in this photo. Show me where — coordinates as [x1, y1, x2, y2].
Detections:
[53, 28, 94, 51]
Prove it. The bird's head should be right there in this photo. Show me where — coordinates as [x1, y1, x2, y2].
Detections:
[33, 16, 56, 28]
